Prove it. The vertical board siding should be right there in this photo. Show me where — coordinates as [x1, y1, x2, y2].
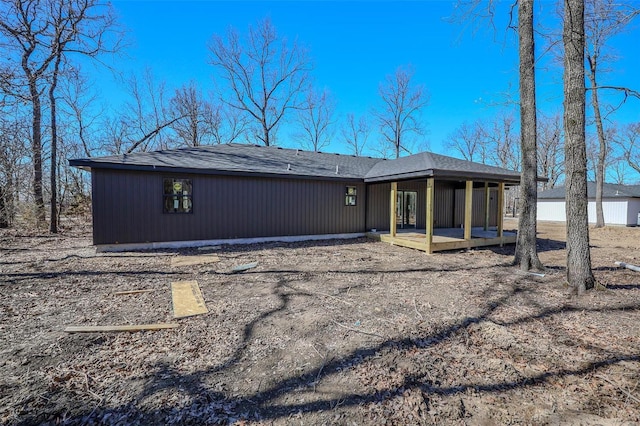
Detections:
[92, 170, 366, 245]
[454, 187, 498, 228]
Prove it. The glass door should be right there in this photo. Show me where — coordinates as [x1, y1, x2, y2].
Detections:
[396, 191, 417, 229]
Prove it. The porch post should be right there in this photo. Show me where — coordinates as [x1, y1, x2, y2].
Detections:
[390, 181, 397, 237]
[464, 180, 473, 241]
[484, 182, 490, 231]
[425, 178, 434, 254]
[497, 182, 505, 246]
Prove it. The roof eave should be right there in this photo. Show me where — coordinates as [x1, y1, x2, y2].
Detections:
[68, 160, 365, 182]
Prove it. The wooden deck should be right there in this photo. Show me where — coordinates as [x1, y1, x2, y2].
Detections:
[367, 227, 517, 253]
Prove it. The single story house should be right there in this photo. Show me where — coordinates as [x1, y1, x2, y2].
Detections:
[537, 182, 640, 226]
[69, 143, 522, 253]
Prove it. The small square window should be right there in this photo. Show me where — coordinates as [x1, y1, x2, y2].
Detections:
[163, 178, 192, 213]
[345, 186, 357, 206]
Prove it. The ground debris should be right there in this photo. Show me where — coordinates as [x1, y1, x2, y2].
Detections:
[1, 220, 639, 425]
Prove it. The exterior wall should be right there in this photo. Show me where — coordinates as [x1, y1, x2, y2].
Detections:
[453, 187, 499, 228]
[92, 169, 366, 245]
[627, 199, 640, 226]
[538, 198, 637, 225]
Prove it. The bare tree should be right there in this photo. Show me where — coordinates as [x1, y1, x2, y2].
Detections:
[485, 112, 521, 170]
[341, 113, 370, 156]
[584, 0, 639, 227]
[374, 65, 429, 158]
[615, 122, 640, 173]
[564, 0, 596, 293]
[446, 120, 486, 163]
[209, 18, 311, 146]
[207, 102, 249, 145]
[514, 0, 544, 272]
[0, 104, 29, 227]
[537, 113, 564, 190]
[295, 88, 335, 152]
[171, 82, 216, 147]
[103, 70, 184, 154]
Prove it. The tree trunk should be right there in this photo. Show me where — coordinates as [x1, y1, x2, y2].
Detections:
[0, 186, 7, 228]
[514, 0, 544, 271]
[49, 54, 62, 234]
[587, 56, 606, 228]
[29, 78, 46, 226]
[563, 0, 595, 294]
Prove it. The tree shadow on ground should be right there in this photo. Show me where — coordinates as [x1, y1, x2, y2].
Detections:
[24, 276, 640, 425]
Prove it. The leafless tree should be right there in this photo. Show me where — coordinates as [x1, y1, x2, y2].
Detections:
[537, 113, 564, 190]
[514, 0, 544, 272]
[374, 65, 429, 159]
[170, 82, 216, 147]
[209, 18, 311, 146]
[584, 0, 639, 227]
[0, 0, 120, 230]
[0, 105, 29, 227]
[563, 0, 596, 293]
[614, 122, 640, 174]
[446, 120, 487, 163]
[485, 112, 521, 170]
[102, 70, 184, 154]
[295, 88, 335, 152]
[341, 113, 370, 157]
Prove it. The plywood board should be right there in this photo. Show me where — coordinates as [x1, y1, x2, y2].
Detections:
[171, 254, 220, 267]
[65, 323, 178, 333]
[171, 280, 208, 318]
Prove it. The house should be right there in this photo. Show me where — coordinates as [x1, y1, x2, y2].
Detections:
[537, 182, 640, 226]
[69, 143, 521, 252]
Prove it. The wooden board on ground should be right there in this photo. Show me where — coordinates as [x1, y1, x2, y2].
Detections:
[64, 323, 178, 333]
[231, 262, 258, 273]
[113, 289, 155, 296]
[171, 254, 220, 267]
[171, 280, 209, 318]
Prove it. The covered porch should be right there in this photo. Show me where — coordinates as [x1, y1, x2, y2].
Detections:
[363, 151, 522, 254]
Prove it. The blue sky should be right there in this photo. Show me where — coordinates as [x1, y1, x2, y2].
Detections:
[94, 0, 640, 162]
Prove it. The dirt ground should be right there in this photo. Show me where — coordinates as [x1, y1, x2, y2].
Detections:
[1, 218, 639, 425]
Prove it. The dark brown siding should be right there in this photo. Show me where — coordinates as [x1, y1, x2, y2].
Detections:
[92, 169, 366, 245]
[454, 187, 499, 227]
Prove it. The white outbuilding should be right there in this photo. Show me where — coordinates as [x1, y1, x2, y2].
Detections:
[537, 182, 640, 226]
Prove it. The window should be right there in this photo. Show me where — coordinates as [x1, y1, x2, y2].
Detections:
[163, 178, 192, 213]
[345, 186, 357, 206]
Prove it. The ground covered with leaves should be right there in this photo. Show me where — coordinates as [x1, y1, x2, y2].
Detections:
[1, 219, 639, 425]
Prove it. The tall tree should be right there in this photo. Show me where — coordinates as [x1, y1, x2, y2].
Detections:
[615, 122, 640, 173]
[584, 0, 639, 227]
[0, 0, 56, 224]
[564, 0, 596, 293]
[446, 120, 486, 163]
[295, 88, 335, 152]
[537, 113, 564, 190]
[171, 82, 216, 147]
[374, 65, 428, 158]
[209, 18, 311, 146]
[341, 113, 370, 156]
[514, 0, 544, 271]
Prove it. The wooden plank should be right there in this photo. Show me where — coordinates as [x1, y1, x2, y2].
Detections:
[390, 182, 398, 237]
[425, 178, 434, 254]
[464, 180, 473, 240]
[113, 289, 155, 296]
[484, 182, 490, 231]
[171, 254, 220, 267]
[231, 262, 258, 273]
[65, 323, 178, 333]
[171, 280, 208, 318]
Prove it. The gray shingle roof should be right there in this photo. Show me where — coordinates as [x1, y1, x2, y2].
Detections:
[69, 143, 522, 183]
[69, 143, 382, 181]
[538, 182, 640, 199]
[363, 151, 521, 183]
